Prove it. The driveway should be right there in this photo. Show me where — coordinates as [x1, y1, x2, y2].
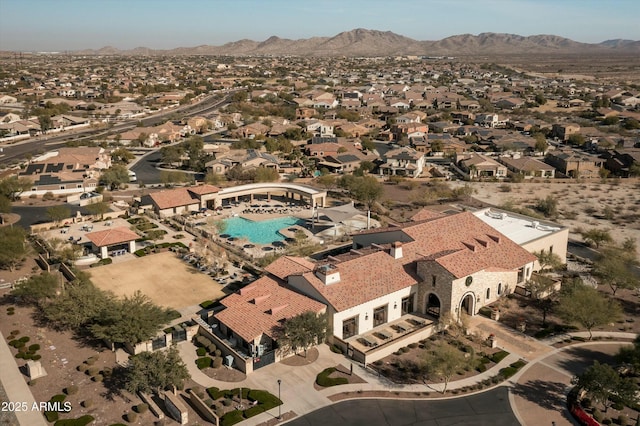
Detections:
[286, 387, 519, 426]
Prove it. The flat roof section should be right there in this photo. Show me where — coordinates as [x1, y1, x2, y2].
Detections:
[473, 208, 565, 245]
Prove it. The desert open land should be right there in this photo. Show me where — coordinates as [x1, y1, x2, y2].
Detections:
[454, 179, 640, 260]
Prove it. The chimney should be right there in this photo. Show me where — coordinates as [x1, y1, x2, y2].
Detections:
[315, 264, 341, 285]
[391, 241, 403, 259]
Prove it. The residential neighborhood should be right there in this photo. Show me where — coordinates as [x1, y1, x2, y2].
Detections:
[1, 5, 640, 426]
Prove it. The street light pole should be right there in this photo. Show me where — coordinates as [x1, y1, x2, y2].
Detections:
[277, 379, 282, 420]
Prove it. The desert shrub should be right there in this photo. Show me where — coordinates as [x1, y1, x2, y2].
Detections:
[316, 367, 348, 387]
[207, 387, 224, 400]
[10, 330, 19, 336]
[86, 367, 100, 376]
[618, 414, 629, 426]
[135, 403, 148, 414]
[400, 346, 410, 353]
[220, 410, 244, 426]
[222, 398, 233, 407]
[215, 349, 222, 357]
[243, 405, 265, 418]
[64, 385, 79, 395]
[101, 367, 112, 377]
[77, 364, 88, 373]
[213, 357, 223, 368]
[84, 357, 96, 366]
[29, 344, 40, 351]
[408, 343, 418, 349]
[125, 411, 137, 423]
[43, 191, 55, 201]
[476, 363, 487, 373]
[612, 402, 624, 411]
[81, 399, 93, 408]
[28, 379, 38, 386]
[45, 411, 60, 422]
[91, 374, 103, 382]
[196, 347, 207, 357]
[196, 357, 213, 370]
[13, 341, 25, 348]
[478, 306, 493, 318]
[491, 350, 509, 363]
[53, 415, 95, 426]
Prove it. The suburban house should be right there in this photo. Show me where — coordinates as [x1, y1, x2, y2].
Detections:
[457, 153, 507, 179]
[552, 123, 581, 141]
[498, 156, 556, 179]
[544, 150, 604, 178]
[601, 149, 640, 177]
[18, 147, 111, 196]
[379, 147, 426, 178]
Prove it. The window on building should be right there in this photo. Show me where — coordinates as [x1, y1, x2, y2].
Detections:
[401, 294, 415, 314]
[373, 305, 388, 327]
[549, 246, 554, 254]
[517, 267, 524, 283]
[486, 288, 491, 299]
[342, 317, 358, 339]
[59, 186, 65, 190]
[498, 282, 502, 295]
[432, 275, 437, 287]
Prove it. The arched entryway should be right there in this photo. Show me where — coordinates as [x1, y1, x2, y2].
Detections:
[426, 293, 441, 318]
[460, 293, 475, 316]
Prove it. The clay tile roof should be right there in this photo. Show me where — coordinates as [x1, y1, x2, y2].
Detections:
[215, 276, 326, 342]
[187, 184, 220, 195]
[149, 188, 199, 210]
[410, 208, 445, 222]
[300, 251, 419, 312]
[265, 256, 315, 281]
[85, 226, 139, 247]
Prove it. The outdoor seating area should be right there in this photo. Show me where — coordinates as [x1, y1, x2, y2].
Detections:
[347, 314, 433, 354]
[240, 202, 309, 215]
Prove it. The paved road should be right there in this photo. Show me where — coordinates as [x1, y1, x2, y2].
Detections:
[286, 387, 519, 426]
[130, 150, 163, 184]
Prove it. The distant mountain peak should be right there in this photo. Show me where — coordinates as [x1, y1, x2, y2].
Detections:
[69, 30, 640, 57]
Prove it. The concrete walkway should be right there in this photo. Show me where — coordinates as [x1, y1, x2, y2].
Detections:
[0, 333, 48, 426]
[181, 326, 638, 426]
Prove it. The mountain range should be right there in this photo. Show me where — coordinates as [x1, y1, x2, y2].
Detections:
[73, 29, 640, 56]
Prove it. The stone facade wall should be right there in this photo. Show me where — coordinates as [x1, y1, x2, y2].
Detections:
[417, 260, 521, 317]
[523, 228, 569, 266]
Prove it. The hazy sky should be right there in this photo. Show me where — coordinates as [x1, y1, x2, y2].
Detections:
[1, 0, 639, 51]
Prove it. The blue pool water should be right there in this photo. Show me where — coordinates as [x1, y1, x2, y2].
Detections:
[222, 216, 304, 244]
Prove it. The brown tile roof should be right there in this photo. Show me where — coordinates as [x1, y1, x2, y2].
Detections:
[149, 188, 199, 210]
[410, 208, 445, 221]
[265, 256, 315, 281]
[302, 250, 419, 311]
[215, 276, 326, 342]
[305, 211, 536, 311]
[187, 184, 220, 195]
[85, 226, 139, 247]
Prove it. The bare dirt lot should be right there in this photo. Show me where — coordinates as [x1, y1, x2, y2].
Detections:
[88, 251, 226, 310]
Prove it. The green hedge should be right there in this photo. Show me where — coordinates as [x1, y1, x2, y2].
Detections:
[196, 357, 213, 369]
[53, 415, 95, 426]
[225, 388, 250, 399]
[316, 367, 349, 387]
[499, 366, 518, 379]
[221, 410, 244, 426]
[90, 258, 113, 267]
[199, 300, 214, 309]
[167, 310, 182, 321]
[491, 350, 510, 363]
[134, 249, 147, 257]
[243, 405, 265, 418]
[196, 347, 207, 357]
[478, 306, 493, 318]
[207, 387, 224, 400]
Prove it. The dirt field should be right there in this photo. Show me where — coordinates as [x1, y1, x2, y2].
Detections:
[88, 251, 226, 309]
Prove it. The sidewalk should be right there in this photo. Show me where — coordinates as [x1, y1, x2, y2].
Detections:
[0, 333, 48, 426]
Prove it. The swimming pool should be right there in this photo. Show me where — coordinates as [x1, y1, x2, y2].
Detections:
[222, 216, 304, 244]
